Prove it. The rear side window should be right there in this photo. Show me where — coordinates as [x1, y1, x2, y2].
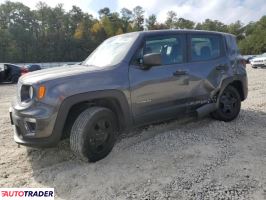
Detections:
[190, 34, 222, 62]
[133, 35, 185, 65]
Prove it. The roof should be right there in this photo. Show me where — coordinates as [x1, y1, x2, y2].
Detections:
[127, 29, 235, 37]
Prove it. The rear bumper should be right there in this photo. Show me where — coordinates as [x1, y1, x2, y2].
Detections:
[251, 62, 266, 67]
[9, 104, 61, 148]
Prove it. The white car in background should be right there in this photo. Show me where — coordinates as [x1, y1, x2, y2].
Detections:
[250, 53, 266, 68]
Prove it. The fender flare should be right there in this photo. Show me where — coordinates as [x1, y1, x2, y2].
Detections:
[214, 75, 247, 108]
[52, 90, 133, 141]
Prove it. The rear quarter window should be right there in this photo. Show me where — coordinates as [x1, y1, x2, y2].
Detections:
[225, 35, 239, 55]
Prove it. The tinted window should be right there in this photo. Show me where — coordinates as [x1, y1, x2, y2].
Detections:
[134, 35, 185, 65]
[191, 35, 221, 61]
[225, 35, 239, 55]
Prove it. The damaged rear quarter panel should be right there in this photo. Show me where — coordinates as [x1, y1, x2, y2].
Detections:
[186, 56, 232, 100]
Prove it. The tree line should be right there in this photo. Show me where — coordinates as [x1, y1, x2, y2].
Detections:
[0, 1, 265, 63]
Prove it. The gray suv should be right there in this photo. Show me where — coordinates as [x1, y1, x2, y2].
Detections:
[10, 30, 248, 162]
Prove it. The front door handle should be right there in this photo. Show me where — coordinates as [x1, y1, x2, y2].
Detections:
[173, 70, 187, 76]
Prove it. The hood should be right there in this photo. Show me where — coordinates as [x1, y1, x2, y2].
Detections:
[252, 56, 266, 61]
[20, 64, 105, 84]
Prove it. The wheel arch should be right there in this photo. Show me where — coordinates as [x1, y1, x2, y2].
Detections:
[52, 90, 133, 140]
[228, 80, 245, 101]
[215, 76, 247, 102]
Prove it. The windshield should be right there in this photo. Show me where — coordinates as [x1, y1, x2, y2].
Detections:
[83, 33, 138, 67]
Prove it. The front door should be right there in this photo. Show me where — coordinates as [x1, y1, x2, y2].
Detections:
[129, 34, 190, 125]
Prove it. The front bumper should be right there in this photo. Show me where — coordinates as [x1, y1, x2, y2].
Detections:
[9, 103, 60, 147]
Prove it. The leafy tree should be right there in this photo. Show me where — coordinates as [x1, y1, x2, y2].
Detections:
[238, 16, 266, 54]
[146, 14, 157, 30]
[96, 10, 124, 37]
[176, 18, 195, 29]
[121, 8, 133, 22]
[196, 19, 228, 32]
[0, 1, 265, 62]
[165, 11, 177, 28]
[120, 8, 133, 32]
[98, 7, 110, 18]
[91, 20, 107, 43]
[227, 20, 244, 40]
[0, 1, 35, 62]
[132, 6, 144, 31]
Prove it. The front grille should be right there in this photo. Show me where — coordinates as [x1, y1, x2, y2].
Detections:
[24, 121, 36, 134]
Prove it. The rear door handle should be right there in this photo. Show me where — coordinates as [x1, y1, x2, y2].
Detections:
[173, 70, 187, 76]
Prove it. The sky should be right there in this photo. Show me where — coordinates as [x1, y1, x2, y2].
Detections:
[1, 0, 266, 24]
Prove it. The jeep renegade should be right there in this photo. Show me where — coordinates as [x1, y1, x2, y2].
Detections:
[10, 30, 248, 162]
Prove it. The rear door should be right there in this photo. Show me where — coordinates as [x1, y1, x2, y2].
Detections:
[185, 33, 228, 110]
[129, 34, 191, 125]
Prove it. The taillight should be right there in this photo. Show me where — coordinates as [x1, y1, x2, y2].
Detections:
[21, 67, 29, 75]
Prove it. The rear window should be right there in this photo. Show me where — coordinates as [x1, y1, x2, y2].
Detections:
[190, 34, 222, 62]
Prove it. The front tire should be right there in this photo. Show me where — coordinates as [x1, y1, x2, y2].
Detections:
[70, 107, 118, 162]
[211, 86, 241, 122]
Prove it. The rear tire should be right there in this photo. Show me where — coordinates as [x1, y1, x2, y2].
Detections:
[211, 86, 241, 122]
[70, 107, 118, 162]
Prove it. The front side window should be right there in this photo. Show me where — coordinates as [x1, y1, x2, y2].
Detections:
[133, 35, 185, 66]
[191, 34, 221, 62]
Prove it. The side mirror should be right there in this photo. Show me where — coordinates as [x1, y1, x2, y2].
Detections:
[143, 53, 162, 68]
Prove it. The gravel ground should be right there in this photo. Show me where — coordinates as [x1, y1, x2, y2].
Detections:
[0, 65, 265, 200]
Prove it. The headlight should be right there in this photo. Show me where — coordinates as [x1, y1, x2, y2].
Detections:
[29, 86, 34, 99]
[20, 85, 34, 103]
